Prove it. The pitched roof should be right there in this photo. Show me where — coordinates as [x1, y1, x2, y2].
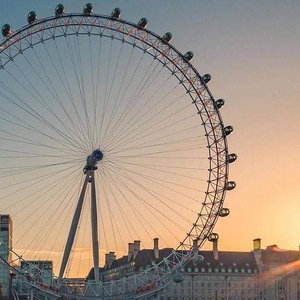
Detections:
[261, 245, 300, 265]
[190, 250, 257, 269]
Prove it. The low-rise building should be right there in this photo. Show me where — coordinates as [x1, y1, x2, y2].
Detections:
[20, 260, 53, 286]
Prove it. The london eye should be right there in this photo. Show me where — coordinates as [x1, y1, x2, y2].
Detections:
[0, 3, 236, 298]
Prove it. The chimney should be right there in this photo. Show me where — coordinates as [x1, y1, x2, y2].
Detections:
[208, 233, 219, 261]
[128, 242, 135, 261]
[133, 240, 140, 259]
[253, 238, 261, 250]
[192, 239, 200, 266]
[192, 239, 198, 255]
[105, 253, 110, 268]
[108, 251, 116, 268]
[252, 238, 263, 272]
[153, 238, 159, 259]
[212, 239, 218, 261]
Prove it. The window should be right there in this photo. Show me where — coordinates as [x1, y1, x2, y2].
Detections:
[1, 216, 8, 224]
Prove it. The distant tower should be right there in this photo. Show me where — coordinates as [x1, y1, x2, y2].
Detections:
[0, 215, 13, 300]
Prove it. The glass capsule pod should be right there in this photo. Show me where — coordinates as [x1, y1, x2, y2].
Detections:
[192, 254, 204, 266]
[172, 272, 184, 283]
[227, 153, 237, 163]
[27, 11, 37, 24]
[83, 3, 93, 15]
[208, 232, 219, 242]
[111, 8, 121, 18]
[55, 4, 65, 17]
[137, 17, 148, 28]
[184, 51, 194, 62]
[202, 73, 211, 83]
[226, 181, 236, 191]
[224, 125, 233, 136]
[215, 98, 225, 109]
[219, 208, 230, 217]
[2, 24, 11, 37]
[162, 32, 172, 43]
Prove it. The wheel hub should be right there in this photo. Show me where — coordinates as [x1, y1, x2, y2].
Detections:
[84, 149, 103, 173]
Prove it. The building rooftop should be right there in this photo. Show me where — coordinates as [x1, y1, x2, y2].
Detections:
[87, 248, 258, 280]
[261, 245, 300, 265]
[87, 238, 300, 280]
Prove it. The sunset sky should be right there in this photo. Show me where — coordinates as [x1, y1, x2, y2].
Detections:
[0, 0, 299, 277]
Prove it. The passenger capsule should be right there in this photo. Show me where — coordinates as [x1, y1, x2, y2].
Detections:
[2, 24, 11, 37]
[83, 3, 93, 15]
[208, 233, 219, 242]
[111, 8, 121, 18]
[219, 208, 230, 217]
[202, 74, 211, 83]
[192, 254, 204, 266]
[173, 272, 184, 283]
[226, 181, 236, 191]
[27, 11, 37, 24]
[227, 153, 237, 163]
[215, 98, 225, 109]
[184, 51, 194, 62]
[224, 125, 233, 136]
[162, 32, 172, 43]
[55, 4, 65, 17]
[137, 17, 148, 28]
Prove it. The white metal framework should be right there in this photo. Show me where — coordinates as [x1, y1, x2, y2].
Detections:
[0, 5, 235, 299]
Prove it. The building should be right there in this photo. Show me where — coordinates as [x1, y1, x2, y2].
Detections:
[0, 214, 13, 300]
[161, 250, 258, 300]
[20, 260, 53, 286]
[87, 238, 300, 300]
[253, 238, 300, 300]
[87, 238, 259, 300]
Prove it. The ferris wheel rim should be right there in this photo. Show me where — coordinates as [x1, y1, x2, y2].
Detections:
[0, 10, 230, 296]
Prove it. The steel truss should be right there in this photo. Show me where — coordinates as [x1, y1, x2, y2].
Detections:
[0, 9, 231, 299]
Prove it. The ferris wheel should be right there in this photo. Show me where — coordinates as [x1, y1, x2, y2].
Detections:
[0, 3, 236, 299]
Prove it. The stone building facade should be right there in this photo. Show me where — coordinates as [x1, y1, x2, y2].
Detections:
[254, 238, 300, 300]
[87, 238, 300, 300]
